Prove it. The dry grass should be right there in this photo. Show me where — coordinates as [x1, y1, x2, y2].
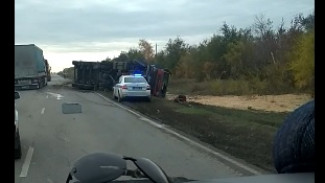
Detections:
[166, 94, 312, 112]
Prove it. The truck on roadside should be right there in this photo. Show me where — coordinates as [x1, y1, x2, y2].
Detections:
[15, 44, 49, 90]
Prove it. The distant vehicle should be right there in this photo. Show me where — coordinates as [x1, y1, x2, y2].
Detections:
[15, 44, 48, 90]
[15, 91, 22, 159]
[113, 74, 151, 102]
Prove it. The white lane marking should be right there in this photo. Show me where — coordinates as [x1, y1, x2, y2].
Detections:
[46, 95, 49, 99]
[46, 92, 64, 100]
[47, 178, 54, 183]
[20, 146, 34, 177]
[139, 117, 163, 128]
[95, 92, 261, 175]
[41, 107, 45, 114]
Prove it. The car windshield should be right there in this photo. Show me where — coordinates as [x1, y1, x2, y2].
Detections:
[15, 0, 314, 183]
[124, 77, 147, 83]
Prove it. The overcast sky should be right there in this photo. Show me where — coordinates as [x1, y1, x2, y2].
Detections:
[15, 0, 314, 72]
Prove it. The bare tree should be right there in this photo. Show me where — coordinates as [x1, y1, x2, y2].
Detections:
[139, 39, 154, 63]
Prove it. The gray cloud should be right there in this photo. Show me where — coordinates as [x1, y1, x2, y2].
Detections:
[15, 0, 314, 71]
[16, 0, 314, 43]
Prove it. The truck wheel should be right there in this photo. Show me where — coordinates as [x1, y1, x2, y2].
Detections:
[161, 86, 167, 97]
[15, 132, 22, 159]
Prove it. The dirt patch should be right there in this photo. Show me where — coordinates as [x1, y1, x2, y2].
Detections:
[166, 94, 312, 112]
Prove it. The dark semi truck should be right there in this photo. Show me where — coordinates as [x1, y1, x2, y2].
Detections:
[15, 44, 49, 90]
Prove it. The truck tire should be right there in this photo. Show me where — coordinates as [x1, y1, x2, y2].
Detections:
[15, 131, 22, 159]
[161, 85, 167, 98]
[273, 100, 315, 173]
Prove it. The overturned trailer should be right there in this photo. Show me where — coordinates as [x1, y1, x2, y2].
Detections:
[72, 61, 115, 90]
[72, 60, 170, 97]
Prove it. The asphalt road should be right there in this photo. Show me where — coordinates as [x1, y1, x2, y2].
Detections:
[15, 75, 242, 183]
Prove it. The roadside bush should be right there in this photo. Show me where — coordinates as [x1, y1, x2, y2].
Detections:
[248, 77, 268, 94]
[210, 79, 251, 95]
[168, 77, 308, 96]
[168, 78, 196, 94]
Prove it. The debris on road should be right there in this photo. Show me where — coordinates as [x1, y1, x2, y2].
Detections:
[174, 95, 187, 103]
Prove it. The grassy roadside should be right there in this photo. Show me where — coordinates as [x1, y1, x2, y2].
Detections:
[98, 90, 288, 172]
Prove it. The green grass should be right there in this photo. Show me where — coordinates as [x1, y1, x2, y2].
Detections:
[175, 106, 215, 115]
[175, 102, 288, 128]
[168, 101, 288, 171]
[170, 102, 288, 172]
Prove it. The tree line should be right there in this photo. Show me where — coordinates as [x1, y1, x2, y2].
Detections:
[103, 13, 314, 95]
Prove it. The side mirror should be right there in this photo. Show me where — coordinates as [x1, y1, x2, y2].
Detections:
[133, 158, 170, 183]
[15, 91, 20, 100]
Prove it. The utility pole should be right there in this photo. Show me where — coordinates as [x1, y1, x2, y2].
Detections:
[155, 43, 157, 56]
